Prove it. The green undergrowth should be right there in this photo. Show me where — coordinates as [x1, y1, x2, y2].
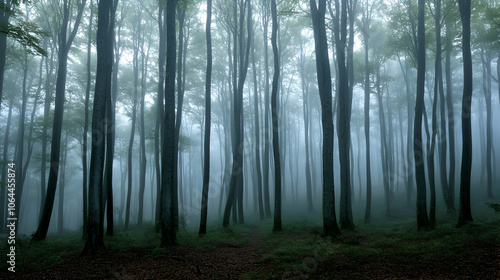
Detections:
[254, 216, 500, 276]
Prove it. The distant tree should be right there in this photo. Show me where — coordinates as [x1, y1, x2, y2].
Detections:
[33, 0, 86, 241]
[310, 0, 341, 237]
[457, 0, 473, 227]
[270, 0, 281, 232]
[82, 0, 94, 238]
[199, 0, 212, 236]
[222, 0, 252, 227]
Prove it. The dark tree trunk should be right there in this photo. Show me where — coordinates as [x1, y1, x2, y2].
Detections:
[58, 133, 69, 233]
[262, 0, 272, 218]
[334, 0, 354, 230]
[414, 0, 429, 230]
[457, 0, 473, 227]
[161, 0, 177, 247]
[445, 21, 456, 211]
[310, 0, 341, 237]
[251, 24, 265, 219]
[103, 0, 118, 237]
[299, 40, 313, 212]
[270, 0, 281, 232]
[173, 7, 187, 231]
[155, 5, 166, 226]
[125, 11, 140, 229]
[223, 0, 252, 227]
[82, 0, 94, 237]
[361, 0, 372, 223]
[84, 0, 112, 253]
[33, 0, 85, 241]
[0, 0, 11, 109]
[138, 30, 149, 226]
[199, 0, 212, 235]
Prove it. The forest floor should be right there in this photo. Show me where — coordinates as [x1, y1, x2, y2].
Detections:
[1, 212, 499, 279]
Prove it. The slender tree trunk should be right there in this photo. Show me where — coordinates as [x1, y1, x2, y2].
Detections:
[270, 0, 281, 232]
[33, 0, 86, 241]
[334, 0, 354, 230]
[199, 0, 212, 235]
[457, 0, 473, 227]
[445, 21, 456, 211]
[58, 133, 69, 233]
[0, 0, 12, 109]
[310, 0, 341, 237]
[82, 0, 93, 237]
[414, 0, 429, 230]
[251, 28, 265, 219]
[262, 0, 272, 218]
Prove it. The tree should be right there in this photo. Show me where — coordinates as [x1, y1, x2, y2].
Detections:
[222, 0, 252, 227]
[199, 0, 212, 236]
[310, 0, 341, 237]
[82, 0, 94, 238]
[334, 0, 354, 229]
[161, 0, 177, 247]
[271, 0, 281, 232]
[84, 0, 115, 253]
[414, 0, 429, 230]
[457, 0, 473, 227]
[359, 0, 378, 222]
[33, 0, 86, 241]
[0, 0, 46, 109]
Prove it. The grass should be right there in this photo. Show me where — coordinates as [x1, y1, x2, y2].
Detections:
[1, 209, 498, 279]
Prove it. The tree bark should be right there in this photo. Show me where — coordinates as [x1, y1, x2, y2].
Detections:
[457, 0, 473, 227]
[414, 0, 429, 230]
[33, 0, 86, 241]
[161, 0, 177, 247]
[310, 0, 341, 237]
[199, 0, 212, 235]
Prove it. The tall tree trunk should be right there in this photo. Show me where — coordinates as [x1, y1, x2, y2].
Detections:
[161, 0, 177, 247]
[173, 7, 187, 231]
[125, 12, 141, 229]
[223, 0, 252, 227]
[199, 0, 212, 235]
[445, 21, 456, 211]
[251, 27, 265, 219]
[262, 0, 272, 218]
[58, 133, 69, 233]
[271, 0, 281, 232]
[334, 0, 354, 230]
[414, 0, 429, 230]
[299, 40, 313, 212]
[84, 0, 112, 253]
[310, 0, 341, 237]
[481, 49, 493, 198]
[0, 0, 12, 109]
[82, 0, 93, 237]
[457, 0, 473, 227]
[33, 0, 86, 241]
[361, 0, 372, 223]
[138, 31, 149, 226]
[104, 2, 119, 236]
[155, 5, 166, 226]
